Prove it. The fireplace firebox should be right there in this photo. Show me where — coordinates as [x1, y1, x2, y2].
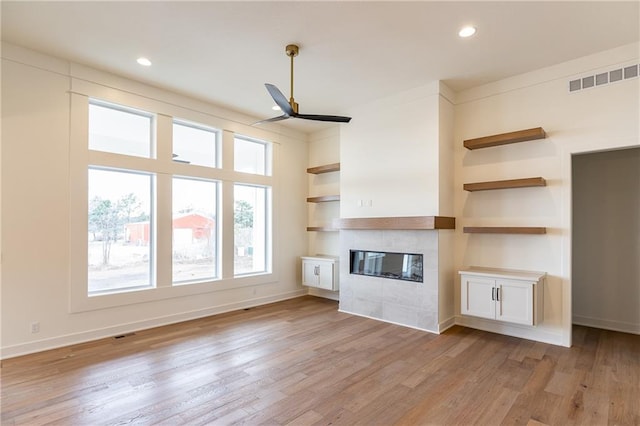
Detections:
[350, 250, 423, 283]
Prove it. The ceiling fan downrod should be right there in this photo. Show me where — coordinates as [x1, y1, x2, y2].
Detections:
[286, 44, 299, 114]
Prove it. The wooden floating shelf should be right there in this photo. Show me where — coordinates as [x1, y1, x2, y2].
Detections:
[306, 226, 339, 232]
[307, 195, 340, 203]
[464, 177, 546, 192]
[463, 227, 547, 235]
[464, 127, 546, 150]
[336, 216, 455, 230]
[306, 163, 340, 174]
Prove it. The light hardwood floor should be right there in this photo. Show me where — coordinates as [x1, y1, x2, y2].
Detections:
[1, 296, 639, 425]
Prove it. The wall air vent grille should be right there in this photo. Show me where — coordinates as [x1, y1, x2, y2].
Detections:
[569, 64, 639, 92]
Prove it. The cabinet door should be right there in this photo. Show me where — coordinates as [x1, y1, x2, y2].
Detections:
[461, 276, 496, 320]
[316, 262, 335, 290]
[496, 279, 534, 325]
[302, 261, 319, 287]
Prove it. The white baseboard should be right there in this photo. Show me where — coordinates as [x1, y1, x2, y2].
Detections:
[573, 315, 640, 335]
[438, 316, 456, 333]
[1, 289, 307, 360]
[307, 287, 339, 301]
[455, 315, 566, 347]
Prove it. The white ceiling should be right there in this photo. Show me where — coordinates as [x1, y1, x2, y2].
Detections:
[2, 1, 639, 133]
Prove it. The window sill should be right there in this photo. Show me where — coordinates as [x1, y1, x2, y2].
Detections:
[70, 272, 277, 313]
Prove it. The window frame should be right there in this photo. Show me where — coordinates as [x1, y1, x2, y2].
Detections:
[171, 175, 221, 285]
[87, 166, 155, 296]
[234, 134, 273, 176]
[172, 118, 221, 169]
[88, 99, 155, 158]
[233, 183, 272, 277]
[69, 84, 278, 313]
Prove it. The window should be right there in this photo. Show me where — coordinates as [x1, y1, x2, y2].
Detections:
[234, 136, 269, 175]
[88, 168, 153, 294]
[89, 101, 152, 158]
[172, 177, 218, 284]
[234, 184, 270, 275]
[75, 94, 275, 310]
[172, 121, 218, 167]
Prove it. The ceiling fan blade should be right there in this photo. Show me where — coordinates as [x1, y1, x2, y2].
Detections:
[295, 113, 352, 123]
[265, 83, 294, 116]
[252, 114, 290, 125]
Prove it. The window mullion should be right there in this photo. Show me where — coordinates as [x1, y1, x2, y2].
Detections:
[156, 114, 173, 169]
[222, 130, 234, 170]
[220, 131, 236, 280]
[156, 173, 173, 288]
[155, 114, 173, 287]
[221, 180, 235, 280]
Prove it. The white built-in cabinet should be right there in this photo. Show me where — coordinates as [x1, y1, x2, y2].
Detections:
[301, 256, 339, 291]
[459, 267, 545, 326]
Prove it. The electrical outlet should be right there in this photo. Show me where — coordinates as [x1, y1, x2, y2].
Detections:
[31, 322, 40, 334]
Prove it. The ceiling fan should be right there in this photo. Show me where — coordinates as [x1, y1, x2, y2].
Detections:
[256, 44, 352, 124]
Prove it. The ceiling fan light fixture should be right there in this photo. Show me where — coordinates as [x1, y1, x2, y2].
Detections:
[458, 26, 477, 38]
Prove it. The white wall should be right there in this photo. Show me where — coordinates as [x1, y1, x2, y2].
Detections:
[438, 93, 455, 324]
[454, 42, 639, 346]
[1, 44, 309, 358]
[438, 93, 455, 217]
[340, 82, 450, 218]
[572, 147, 640, 334]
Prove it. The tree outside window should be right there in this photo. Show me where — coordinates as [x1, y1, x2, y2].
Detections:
[234, 184, 269, 275]
[88, 168, 152, 294]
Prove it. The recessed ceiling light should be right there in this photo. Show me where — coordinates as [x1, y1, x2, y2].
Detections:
[137, 57, 152, 66]
[458, 26, 477, 38]
[272, 105, 281, 111]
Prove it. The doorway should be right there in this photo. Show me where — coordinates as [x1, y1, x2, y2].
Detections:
[572, 147, 640, 334]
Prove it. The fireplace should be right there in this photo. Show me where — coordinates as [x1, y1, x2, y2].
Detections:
[350, 250, 423, 282]
[339, 228, 454, 334]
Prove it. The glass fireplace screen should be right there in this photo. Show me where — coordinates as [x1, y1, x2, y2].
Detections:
[350, 250, 423, 283]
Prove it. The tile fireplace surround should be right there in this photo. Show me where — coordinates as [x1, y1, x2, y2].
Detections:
[339, 228, 451, 333]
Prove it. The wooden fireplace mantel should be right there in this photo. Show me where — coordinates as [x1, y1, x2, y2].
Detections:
[335, 216, 455, 230]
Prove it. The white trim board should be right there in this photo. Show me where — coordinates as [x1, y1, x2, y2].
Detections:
[573, 315, 640, 335]
[455, 315, 566, 347]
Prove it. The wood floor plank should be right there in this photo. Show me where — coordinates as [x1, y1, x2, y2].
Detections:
[285, 409, 324, 426]
[497, 358, 536, 392]
[466, 386, 520, 425]
[544, 370, 586, 397]
[573, 388, 610, 425]
[608, 380, 640, 425]
[1, 296, 639, 425]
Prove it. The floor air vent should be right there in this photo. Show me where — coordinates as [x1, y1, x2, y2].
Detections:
[113, 332, 136, 339]
[569, 64, 639, 92]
